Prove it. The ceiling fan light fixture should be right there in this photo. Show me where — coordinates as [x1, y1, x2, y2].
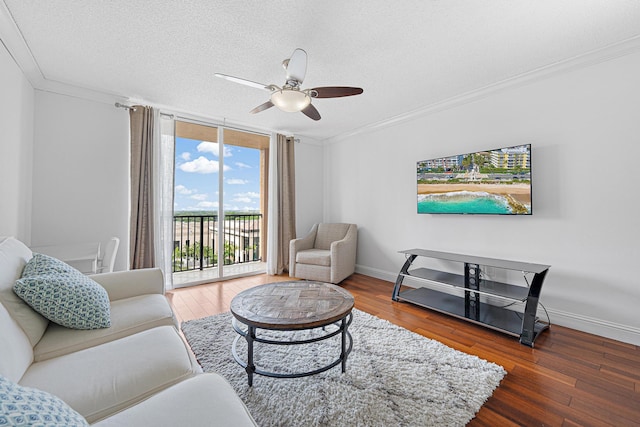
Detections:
[270, 89, 311, 112]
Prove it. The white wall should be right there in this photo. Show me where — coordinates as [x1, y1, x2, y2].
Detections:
[6, 24, 637, 343]
[31, 91, 130, 271]
[0, 42, 34, 242]
[294, 137, 324, 238]
[321, 49, 640, 344]
[26, 89, 321, 273]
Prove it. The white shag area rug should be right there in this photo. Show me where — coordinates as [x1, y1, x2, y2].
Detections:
[181, 309, 506, 427]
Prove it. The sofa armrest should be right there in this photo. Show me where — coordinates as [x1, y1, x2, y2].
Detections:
[91, 268, 164, 301]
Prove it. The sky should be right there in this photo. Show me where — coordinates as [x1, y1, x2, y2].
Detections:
[173, 137, 261, 212]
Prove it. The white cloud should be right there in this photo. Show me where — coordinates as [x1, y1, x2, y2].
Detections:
[179, 156, 231, 174]
[190, 193, 208, 201]
[232, 197, 252, 203]
[197, 141, 232, 157]
[175, 184, 194, 195]
[196, 201, 219, 209]
[227, 178, 248, 185]
[224, 204, 259, 212]
[180, 152, 191, 161]
[231, 192, 260, 203]
[236, 191, 260, 199]
[235, 162, 252, 169]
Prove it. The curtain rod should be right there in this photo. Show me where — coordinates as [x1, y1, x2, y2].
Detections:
[114, 102, 136, 111]
[117, 103, 283, 138]
[167, 114, 271, 138]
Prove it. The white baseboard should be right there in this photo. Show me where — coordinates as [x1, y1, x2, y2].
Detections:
[354, 264, 640, 346]
[355, 264, 398, 283]
[543, 308, 640, 346]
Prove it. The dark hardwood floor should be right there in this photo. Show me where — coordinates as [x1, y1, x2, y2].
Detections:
[167, 273, 640, 427]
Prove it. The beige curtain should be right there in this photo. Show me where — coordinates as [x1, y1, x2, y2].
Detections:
[273, 134, 296, 273]
[267, 134, 296, 274]
[129, 106, 156, 269]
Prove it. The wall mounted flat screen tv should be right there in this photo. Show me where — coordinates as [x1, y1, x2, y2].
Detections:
[417, 144, 532, 215]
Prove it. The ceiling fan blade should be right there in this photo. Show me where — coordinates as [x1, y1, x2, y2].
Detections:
[285, 48, 307, 83]
[310, 86, 364, 98]
[215, 73, 271, 91]
[301, 103, 321, 121]
[249, 100, 274, 114]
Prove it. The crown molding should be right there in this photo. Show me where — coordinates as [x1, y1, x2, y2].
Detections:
[4, 1, 640, 144]
[324, 35, 640, 145]
[296, 137, 324, 146]
[1, 1, 130, 106]
[0, 0, 42, 87]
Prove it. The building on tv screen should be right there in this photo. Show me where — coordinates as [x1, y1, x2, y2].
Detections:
[416, 144, 532, 215]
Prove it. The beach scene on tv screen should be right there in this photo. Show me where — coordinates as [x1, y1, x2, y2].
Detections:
[417, 144, 532, 215]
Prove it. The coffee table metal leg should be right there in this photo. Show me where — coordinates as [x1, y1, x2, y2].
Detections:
[232, 311, 353, 384]
[246, 325, 256, 386]
[341, 317, 348, 373]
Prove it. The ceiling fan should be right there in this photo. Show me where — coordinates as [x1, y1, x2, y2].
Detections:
[215, 48, 363, 121]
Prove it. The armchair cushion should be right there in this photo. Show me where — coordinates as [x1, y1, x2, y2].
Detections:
[314, 223, 352, 250]
[295, 249, 331, 267]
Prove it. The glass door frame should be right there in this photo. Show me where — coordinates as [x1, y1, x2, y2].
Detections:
[171, 117, 269, 286]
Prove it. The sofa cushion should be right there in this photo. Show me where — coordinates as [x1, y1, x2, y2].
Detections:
[92, 374, 258, 427]
[0, 375, 88, 427]
[0, 303, 35, 383]
[295, 249, 331, 266]
[33, 294, 176, 361]
[91, 268, 165, 301]
[19, 326, 199, 423]
[0, 237, 48, 346]
[14, 254, 111, 330]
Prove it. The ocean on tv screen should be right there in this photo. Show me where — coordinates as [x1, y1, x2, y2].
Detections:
[417, 191, 531, 215]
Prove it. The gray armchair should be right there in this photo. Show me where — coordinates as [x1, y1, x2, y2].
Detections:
[289, 223, 357, 284]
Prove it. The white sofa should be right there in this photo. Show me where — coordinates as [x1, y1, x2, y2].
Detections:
[0, 236, 257, 426]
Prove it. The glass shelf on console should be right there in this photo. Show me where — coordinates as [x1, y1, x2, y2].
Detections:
[401, 267, 530, 302]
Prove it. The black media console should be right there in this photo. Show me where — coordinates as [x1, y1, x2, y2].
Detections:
[392, 249, 550, 347]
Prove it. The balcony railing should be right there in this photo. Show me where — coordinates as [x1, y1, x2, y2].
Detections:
[173, 214, 261, 273]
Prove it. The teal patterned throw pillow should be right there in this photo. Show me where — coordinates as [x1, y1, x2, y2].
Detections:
[0, 375, 89, 426]
[14, 254, 111, 329]
[21, 252, 79, 277]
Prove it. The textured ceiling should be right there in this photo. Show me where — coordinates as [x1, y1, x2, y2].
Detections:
[3, 1, 640, 140]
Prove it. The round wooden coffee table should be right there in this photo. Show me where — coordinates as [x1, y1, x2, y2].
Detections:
[230, 281, 354, 386]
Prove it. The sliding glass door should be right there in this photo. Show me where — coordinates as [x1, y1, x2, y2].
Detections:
[171, 120, 269, 287]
